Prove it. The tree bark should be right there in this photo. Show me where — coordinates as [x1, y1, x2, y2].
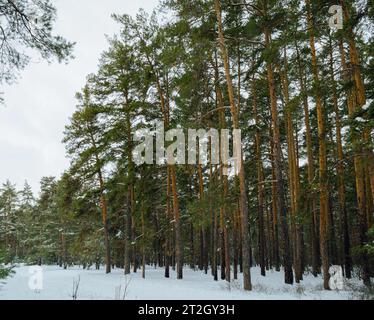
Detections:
[306, 0, 330, 289]
[280, 51, 302, 283]
[264, 25, 293, 285]
[329, 38, 352, 278]
[252, 75, 266, 277]
[339, 32, 371, 285]
[215, 0, 251, 290]
[295, 44, 320, 276]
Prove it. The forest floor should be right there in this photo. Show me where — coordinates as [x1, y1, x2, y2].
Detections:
[0, 265, 371, 300]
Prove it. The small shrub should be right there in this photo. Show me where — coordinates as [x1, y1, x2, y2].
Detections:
[0, 265, 14, 279]
[0, 250, 15, 279]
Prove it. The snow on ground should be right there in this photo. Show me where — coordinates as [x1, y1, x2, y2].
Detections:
[0, 265, 367, 300]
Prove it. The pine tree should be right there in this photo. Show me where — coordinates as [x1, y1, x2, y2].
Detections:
[64, 87, 113, 273]
[0, 0, 74, 86]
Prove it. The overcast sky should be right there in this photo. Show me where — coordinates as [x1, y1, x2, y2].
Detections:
[0, 0, 159, 194]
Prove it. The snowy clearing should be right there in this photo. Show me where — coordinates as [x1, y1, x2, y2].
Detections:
[0, 265, 368, 300]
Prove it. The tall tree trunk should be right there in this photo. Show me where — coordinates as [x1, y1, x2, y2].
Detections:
[210, 158, 218, 280]
[233, 207, 239, 279]
[215, 0, 251, 290]
[306, 0, 330, 289]
[141, 198, 146, 279]
[124, 184, 132, 275]
[295, 44, 320, 276]
[269, 134, 280, 272]
[252, 75, 266, 277]
[165, 167, 171, 278]
[280, 50, 302, 283]
[123, 107, 134, 275]
[144, 49, 183, 280]
[131, 187, 137, 273]
[339, 35, 371, 286]
[364, 130, 374, 229]
[264, 25, 293, 285]
[189, 222, 195, 271]
[88, 129, 111, 274]
[197, 151, 209, 275]
[212, 53, 229, 281]
[329, 38, 352, 278]
[100, 187, 111, 274]
[170, 165, 183, 279]
[281, 48, 303, 283]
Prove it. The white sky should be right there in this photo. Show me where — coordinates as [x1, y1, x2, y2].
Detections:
[0, 0, 159, 194]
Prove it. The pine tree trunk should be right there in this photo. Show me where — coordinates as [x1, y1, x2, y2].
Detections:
[252, 75, 266, 277]
[306, 0, 330, 289]
[124, 185, 132, 275]
[339, 45, 371, 287]
[100, 193, 111, 274]
[170, 165, 183, 279]
[165, 167, 171, 277]
[329, 38, 352, 277]
[264, 26, 293, 285]
[214, 60, 228, 282]
[295, 44, 320, 276]
[141, 199, 146, 279]
[189, 222, 195, 271]
[215, 0, 251, 290]
[280, 51, 302, 282]
[213, 52, 231, 282]
[340, 0, 371, 286]
[89, 128, 111, 274]
[210, 161, 218, 280]
[197, 156, 209, 275]
[131, 187, 137, 273]
[364, 129, 374, 229]
[144, 48, 183, 280]
[270, 136, 280, 272]
[233, 208, 239, 279]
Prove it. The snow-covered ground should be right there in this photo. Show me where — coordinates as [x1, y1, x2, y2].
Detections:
[0, 265, 368, 300]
